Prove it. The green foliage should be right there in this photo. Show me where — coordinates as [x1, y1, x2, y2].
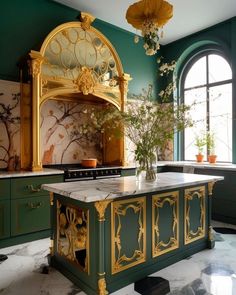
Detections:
[194, 133, 206, 154]
[206, 131, 216, 154]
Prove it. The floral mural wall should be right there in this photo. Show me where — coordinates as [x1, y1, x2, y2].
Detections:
[40, 100, 103, 165]
[0, 80, 20, 170]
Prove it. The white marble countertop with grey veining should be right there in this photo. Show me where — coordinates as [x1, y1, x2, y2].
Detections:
[42, 172, 224, 203]
[0, 168, 64, 179]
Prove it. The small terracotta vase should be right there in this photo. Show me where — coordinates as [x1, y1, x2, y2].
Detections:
[208, 155, 217, 164]
[196, 154, 204, 162]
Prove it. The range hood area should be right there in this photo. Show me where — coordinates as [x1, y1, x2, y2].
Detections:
[20, 13, 132, 172]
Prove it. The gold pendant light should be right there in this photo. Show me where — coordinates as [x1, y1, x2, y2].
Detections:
[126, 0, 173, 55]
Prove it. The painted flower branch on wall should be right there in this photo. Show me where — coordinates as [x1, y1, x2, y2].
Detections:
[0, 89, 20, 170]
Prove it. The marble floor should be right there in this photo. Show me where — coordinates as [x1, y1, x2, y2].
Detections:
[0, 221, 236, 295]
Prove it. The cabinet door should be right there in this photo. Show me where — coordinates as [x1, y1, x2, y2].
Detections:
[184, 186, 206, 245]
[11, 175, 63, 199]
[11, 196, 50, 236]
[0, 179, 10, 200]
[0, 200, 10, 239]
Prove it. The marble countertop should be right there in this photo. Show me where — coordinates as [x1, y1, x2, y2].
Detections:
[0, 168, 64, 179]
[42, 172, 223, 203]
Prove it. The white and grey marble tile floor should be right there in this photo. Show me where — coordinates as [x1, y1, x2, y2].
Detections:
[0, 221, 236, 295]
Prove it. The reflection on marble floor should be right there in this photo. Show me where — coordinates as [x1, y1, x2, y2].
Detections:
[0, 221, 236, 295]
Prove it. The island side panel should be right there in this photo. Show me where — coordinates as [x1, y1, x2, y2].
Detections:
[50, 193, 99, 295]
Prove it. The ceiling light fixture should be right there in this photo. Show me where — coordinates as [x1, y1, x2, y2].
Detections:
[126, 0, 173, 56]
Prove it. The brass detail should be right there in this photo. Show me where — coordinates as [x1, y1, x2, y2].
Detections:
[50, 238, 54, 256]
[56, 200, 90, 273]
[76, 67, 96, 95]
[98, 278, 108, 295]
[184, 186, 205, 245]
[27, 184, 41, 193]
[208, 225, 214, 242]
[27, 201, 42, 209]
[208, 182, 216, 196]
[50, 192, 54, 206]
[80, 12, 95, 30]
[111, 197, 146, 274]
[98, 272, 106, 276]
[94, 200, 111, 221]
[152, 191, 179, 257]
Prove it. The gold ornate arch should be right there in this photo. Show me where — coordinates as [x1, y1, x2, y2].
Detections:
[26, 13, 131, 171]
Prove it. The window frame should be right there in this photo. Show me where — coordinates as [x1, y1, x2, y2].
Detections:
[179, 49, 233, 162]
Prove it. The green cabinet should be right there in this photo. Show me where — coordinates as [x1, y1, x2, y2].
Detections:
[11, 195, 50, 236]
[0, 174, 63, 248]
[0, 200, 10, 240]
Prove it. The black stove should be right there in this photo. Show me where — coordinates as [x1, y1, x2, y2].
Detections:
[44, 164, 121, 182]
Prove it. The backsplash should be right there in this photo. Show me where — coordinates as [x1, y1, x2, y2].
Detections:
[0, 80, 21, 170]
[40, 100, 103, 165]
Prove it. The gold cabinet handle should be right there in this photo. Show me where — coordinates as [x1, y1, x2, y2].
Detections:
[27, 184, 41, 192]
[27, 201, 43, 209]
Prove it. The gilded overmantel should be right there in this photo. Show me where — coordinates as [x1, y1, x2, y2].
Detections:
[22, 13, 131, 171]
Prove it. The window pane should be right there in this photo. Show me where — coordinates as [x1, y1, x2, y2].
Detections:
[184, 56, 206, 88]
[184, 87, 207, 161]
[209, 83, 232, 162]
[209, 54, 232, 83]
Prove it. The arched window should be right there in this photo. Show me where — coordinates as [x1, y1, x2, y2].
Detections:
[181, 51, 232, 162]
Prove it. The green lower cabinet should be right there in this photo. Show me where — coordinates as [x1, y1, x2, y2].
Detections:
[0, 200, 10, 240]
[11, 195, 50, 236]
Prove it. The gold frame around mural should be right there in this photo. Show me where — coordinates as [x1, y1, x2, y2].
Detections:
[27, 13, 131, 171]
[56, 200, 90, 274]
[111, 196, 146, 274]
[152, 191, 179, 258]
[184, 186, 205, 245]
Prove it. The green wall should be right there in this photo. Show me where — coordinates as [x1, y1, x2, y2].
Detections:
[162, 17, 236, 163]
[0, 0, 157, 96]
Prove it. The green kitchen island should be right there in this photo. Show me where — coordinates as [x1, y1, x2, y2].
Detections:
[42, 172, 223, 295]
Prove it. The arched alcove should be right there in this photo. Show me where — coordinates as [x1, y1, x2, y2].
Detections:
[23, 13, 131, 171]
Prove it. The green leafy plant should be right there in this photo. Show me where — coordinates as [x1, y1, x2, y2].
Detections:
[194, 133, 206, 154]
[206, 131, 216, 155]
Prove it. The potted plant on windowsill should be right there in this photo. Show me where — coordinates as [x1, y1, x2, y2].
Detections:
[206, 131, 217, 164]
[194, 133, 206, 162]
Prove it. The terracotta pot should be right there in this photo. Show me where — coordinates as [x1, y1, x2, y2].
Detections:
[196, 154, 204, 162]
[208, 155, 217, 164]
[81, 158, 97, 168]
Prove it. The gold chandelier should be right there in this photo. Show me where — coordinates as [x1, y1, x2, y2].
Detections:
[126, 0, 173, 55]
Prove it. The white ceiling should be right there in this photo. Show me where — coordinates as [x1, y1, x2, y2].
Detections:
[55, 0, 236, 45]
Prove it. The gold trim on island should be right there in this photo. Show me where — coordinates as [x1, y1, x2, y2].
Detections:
[184, 186, 205, 245]
[56, 200, 90, 274]
[98, 277, 108, 295]
[152, 191, 179, 258]
[95, 200, 112, 221]
[111, 196, 146, 274]
[208, 182, 216, 196]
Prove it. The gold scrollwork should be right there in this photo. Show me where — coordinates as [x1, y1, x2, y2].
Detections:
[208, 181, 216, 196]
[56, 200, 89, 273]
[94, 200, 111, 221]
[111, 197, 146, 274]
[152, 191, 179, 257]
[80, 12, 95, 30]
[76, 67, 96, 95]
[98, 278, 108, 295]
[184, 186, 205, 245]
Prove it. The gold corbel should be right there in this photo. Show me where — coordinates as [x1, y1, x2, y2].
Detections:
[50, 192, 54, 206]
[50, 238, 54, 256]
[98, 278, 108, 295]
[80, 12, 95, 30]
[94, 200, 111, 221]
[208, 182, 216, 196]
[29, 50, 44, 78]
